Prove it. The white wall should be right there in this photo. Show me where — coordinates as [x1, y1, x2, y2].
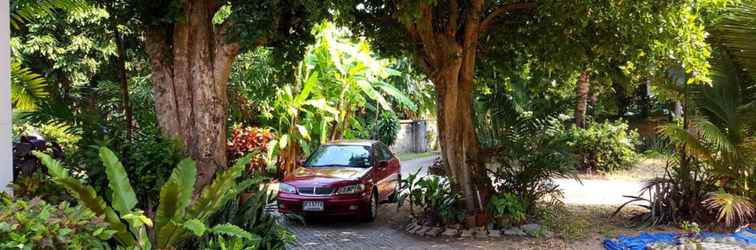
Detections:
[1, 1, 12, 194]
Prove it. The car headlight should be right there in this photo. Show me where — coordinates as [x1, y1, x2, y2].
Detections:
[279, 183, 296, 193]
[337, 184, 365, 194]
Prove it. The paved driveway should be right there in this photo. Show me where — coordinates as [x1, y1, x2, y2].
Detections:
[283, 154, 645, 249]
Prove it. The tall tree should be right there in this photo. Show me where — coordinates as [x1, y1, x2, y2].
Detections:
[119, 0, 327, 189]
[336, 0, 716, 219]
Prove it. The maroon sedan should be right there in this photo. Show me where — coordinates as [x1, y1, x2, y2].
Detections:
[277, 140, 401, 221]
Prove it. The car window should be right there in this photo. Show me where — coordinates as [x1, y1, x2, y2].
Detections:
[377, 144, 393, 161]
[304, 145, 372, 168]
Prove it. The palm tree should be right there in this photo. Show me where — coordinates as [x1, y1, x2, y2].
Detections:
[658, 0, 756, 227]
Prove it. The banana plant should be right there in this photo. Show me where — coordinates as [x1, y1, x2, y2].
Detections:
[272, 64, 338, 176]
[305, 22, 416, 140]
[32, 147, 263, 249]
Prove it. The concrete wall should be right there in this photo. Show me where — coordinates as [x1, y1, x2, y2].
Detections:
[1, 2, 12, 194]
[390, 119, 438, 154]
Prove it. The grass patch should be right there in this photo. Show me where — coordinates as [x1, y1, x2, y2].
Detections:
[397, 151, 439, 161]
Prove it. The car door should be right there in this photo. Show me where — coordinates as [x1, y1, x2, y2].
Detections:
[373, 143, 398, 201]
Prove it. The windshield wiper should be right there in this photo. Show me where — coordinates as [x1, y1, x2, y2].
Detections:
[307, 164, 351, 168]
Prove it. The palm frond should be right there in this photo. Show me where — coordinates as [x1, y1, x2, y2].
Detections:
[694, 119, 736, 158]
[10, 63, 48, 112]
[10, 0, 87, 30]
[703, 191, 755, 227]
[715, 1, 756, 82]
[658, 123, 714, 162]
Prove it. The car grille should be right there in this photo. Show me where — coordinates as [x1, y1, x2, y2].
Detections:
[297, 186, 335, 196]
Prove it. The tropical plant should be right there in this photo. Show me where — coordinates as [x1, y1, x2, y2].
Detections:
[227, 126, 276, 176]
[273, 65, 338, 176]
[9, 0, 89, 112]
[385, 58, 435, 119]
[32, 147, 264, 249]
[10, 63, 49, 112]
[305, 22, 415, 141]
[703, 191, 755, 227]
[370, 111, 400, 146]
[488, 117, 577, 214]
[202, 183, 294, 250]
[397, 168, 422, 215]
[404, 175, 464, 226]
[560, 120, 641, 173]
[0, 196, 114, 249]
[487, 193, 527, 228]
[613, 157, 716, 226]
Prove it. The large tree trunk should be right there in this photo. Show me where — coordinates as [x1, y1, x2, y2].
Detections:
[144, 0, 240, 190]
[575, 70, 591, 128]
[423, 0, 490, 224]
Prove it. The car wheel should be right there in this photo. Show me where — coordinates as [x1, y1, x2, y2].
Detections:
[364, 189, 378, 222]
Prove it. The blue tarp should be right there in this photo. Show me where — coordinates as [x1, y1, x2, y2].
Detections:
[603, 227, 756, 250]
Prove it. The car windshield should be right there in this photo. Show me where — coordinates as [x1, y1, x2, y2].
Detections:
[304, 145, 372, 168]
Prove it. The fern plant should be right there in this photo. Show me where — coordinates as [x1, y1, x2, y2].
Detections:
[33, 147, 263, 249]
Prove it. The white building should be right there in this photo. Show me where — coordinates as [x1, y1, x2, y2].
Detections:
[2, 2, 13, 194]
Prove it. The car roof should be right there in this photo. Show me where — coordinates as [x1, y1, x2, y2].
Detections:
[323, 139, 378, 146]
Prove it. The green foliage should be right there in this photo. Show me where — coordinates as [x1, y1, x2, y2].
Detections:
[303, 22, 415, 140]
[488, 117, 577, 213]
[202, 185, 294, 250]
[487, 193, 527, 228]
[33, 147, 265, 249]
[400, 175, 464, 226]
[680, 221, 701, 236]
[703, 191, 755, 227]
[0, 197, 114, 249]
[11, 62, 49, 112]
[370, 112, 400, 146]
[397, 168, 422, 215]
[228, 48, 291, 126]
[385, 58, 435, 118]
[560, 120, 641, 172]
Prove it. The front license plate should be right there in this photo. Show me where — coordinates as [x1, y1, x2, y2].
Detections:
[302, 201, 324, 211]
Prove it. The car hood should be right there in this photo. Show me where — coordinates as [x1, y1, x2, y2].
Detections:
[283, 167, 370, 186]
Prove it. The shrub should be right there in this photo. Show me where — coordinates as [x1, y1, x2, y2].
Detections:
[67, 133, 185, 209]
[202, 184, 294, 249]
[370, 112, 400, 146]
[0, 196, 113, 249]
[560, 120, 640, 173]
[489, 117, 577, 214]
[227, 126, 275, 175]
[487, 193, 526, 228]
[11, 135, 69, 203]
[33, 147, 265, 249]
[399, 174, 464, 226]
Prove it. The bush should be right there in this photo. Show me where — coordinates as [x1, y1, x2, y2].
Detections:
[560, 120, 640, 173]
[399, 173, 464, 226]
[76, 134, 185, 208]
[487, 193, 526, 228]
[202, 183, 294, 250]
[11, 135, 69, 203]
[0, 196, 114, 249]
[489, 117, 577, 214]
[227, 126, 275, 175]
[34, 147, 265, 249]
[370, 112, 400, 146]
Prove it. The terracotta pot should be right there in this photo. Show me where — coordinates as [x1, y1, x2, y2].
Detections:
[475, 212, 490, 226]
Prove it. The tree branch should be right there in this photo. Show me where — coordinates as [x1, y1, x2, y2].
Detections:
[479, 2, 536, 33]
